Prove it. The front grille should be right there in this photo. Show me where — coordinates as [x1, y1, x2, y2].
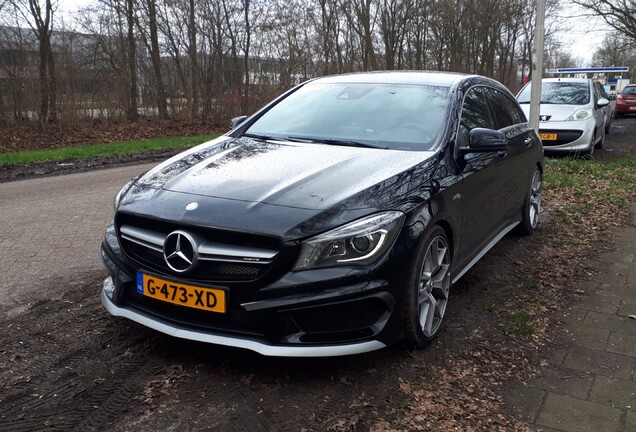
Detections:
[125, 241, 263, 281]
[116, 215, 281, 283]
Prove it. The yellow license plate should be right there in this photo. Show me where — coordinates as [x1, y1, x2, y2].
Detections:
[136, 273, 226, 313]
[630, 106, 636, 110]
[539, 133, 557, 141]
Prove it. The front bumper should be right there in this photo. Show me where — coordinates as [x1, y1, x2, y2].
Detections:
[100, 230, 400, 357]
[101, 279, 386, 357]
[538, 118, 596, 152]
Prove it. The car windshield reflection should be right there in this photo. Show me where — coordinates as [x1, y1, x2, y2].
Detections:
[244, 83, 450, 151]
[517, 82, 590, 105]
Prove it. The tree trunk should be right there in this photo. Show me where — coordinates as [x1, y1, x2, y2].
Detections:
[147, 0, 168, 119]
[188, 0, 198, 121]
[127, 0, 138, 121]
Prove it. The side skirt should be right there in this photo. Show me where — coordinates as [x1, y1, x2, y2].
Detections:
[451, 221, 519, 284]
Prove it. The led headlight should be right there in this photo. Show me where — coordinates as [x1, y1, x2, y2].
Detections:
[565, 109, 592, 121]
[293, 211, 405, 271]
[113, 179, 135, 210]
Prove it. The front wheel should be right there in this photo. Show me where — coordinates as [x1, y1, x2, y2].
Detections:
[517, 168, 542, 235]
[595, 130, 605, 149]
[403, 226, 452, 348]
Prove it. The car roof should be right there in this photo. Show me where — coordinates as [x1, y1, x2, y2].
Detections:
[310, 71, 469, 87]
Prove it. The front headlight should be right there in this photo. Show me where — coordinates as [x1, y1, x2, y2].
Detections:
[565, 109, 592, 121]
[293, 211, 405, 271]
[113, 179, 135, 211]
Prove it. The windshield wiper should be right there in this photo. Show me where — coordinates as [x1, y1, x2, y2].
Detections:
[242, 133, 315, 144]
[287, 136, 388, 149]
[242, 132, 276, 141]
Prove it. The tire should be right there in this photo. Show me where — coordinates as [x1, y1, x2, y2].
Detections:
[517, 168, 542, 235]
[595, 132, 604, 149]
[585, 132, 596, 156]
[403, 226, 452, 348]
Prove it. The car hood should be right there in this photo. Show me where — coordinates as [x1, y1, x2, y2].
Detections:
[135, 136, 431, 211]
[118, 136, 437, 239]
[520, 103, 592, 122]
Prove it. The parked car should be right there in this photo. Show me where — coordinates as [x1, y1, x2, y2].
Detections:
[614, 84, 636, 118]
[517, 78, 611, 155]
[100, 72, 543, 357]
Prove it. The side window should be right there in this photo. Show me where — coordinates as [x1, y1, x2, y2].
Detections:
[460, 87, 494, 131]
[592, 82, 600, 104]
[485, 87, 523, 129]
[595, 82, 608, 99]
[458, 86, 494, 148]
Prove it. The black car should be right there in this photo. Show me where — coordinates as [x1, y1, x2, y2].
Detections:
[100, 72, 543, 357]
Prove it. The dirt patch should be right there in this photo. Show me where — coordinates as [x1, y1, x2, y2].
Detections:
[1, 118, 635, 431]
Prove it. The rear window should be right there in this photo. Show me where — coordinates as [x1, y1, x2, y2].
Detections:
[517, 81, 590, 105]
[622, 86, 636, 95]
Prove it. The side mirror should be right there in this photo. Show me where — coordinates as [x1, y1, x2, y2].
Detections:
[458, 128, 508, 156]
[597, 98, 610, 107]
[229, 115, 248, 130]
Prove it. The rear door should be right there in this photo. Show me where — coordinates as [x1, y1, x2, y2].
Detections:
[484, 86, 538, 220]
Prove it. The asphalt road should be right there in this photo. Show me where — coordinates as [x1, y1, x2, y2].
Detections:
[0, 163, 155, 318]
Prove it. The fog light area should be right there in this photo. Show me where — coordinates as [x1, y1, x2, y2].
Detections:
[103, 277, 115, 299]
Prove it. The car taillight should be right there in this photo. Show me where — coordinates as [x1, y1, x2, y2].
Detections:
[617, 95, 625, 105]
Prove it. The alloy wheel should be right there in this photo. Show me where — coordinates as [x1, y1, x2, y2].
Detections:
[528, 170, 542, 229]
[418, 235, 451, 337]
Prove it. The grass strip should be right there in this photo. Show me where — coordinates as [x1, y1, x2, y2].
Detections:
[0, 134, 219, 166]
[542, 154, 636, 242]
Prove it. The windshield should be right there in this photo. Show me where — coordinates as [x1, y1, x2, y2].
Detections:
[244, 82, 450, 151]
[517, 81, 590, 105]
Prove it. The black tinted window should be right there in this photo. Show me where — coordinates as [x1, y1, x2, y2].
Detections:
[485, 87, 525, 129]
[460, 87, 493, 131]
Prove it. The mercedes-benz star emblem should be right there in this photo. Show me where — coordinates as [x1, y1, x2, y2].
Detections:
[163, 231, 198, 273]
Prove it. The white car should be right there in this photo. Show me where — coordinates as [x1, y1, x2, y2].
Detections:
[517, 78, 610, 155]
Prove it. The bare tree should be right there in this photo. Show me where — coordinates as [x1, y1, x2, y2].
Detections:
[572, 0, 636, 44]
[126, 0, 138, 120]
[8, 0, 58, 125]
[137, 0, 168, 119]
[592, 32, 636, 68]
